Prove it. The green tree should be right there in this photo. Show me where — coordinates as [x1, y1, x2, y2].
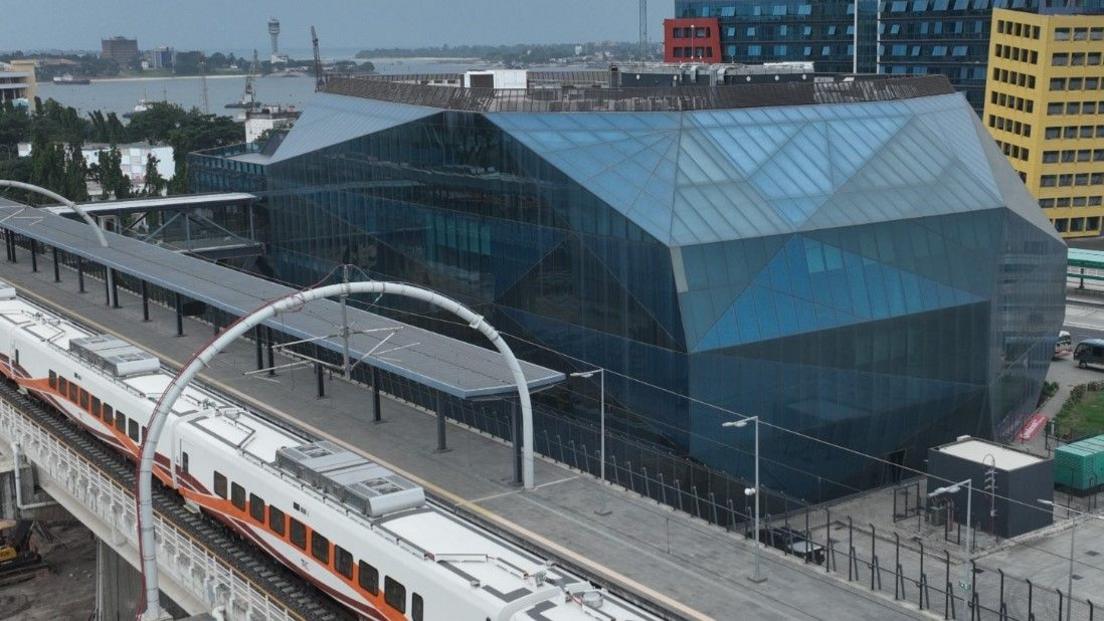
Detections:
[64, 143, 89, 202]
[29, 133, 67, 198]
[141, 153, 166, 197]
[89, 146, 130, 200]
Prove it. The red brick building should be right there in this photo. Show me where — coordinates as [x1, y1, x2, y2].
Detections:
[663, 18, 721, 63]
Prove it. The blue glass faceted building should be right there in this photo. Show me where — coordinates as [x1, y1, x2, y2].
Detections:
[193, 74, 1066, 499]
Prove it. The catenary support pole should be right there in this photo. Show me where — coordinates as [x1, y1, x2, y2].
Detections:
[174, 293, 183, 336]
[436, 392, 448, 452]
[29, 238, 37, 272]
[254, 326, 263, 370]
[372, 366, 382, 423]
[141, 280, 149, 320]
[266, 326, 275, 376]
[135, 281, 537, 620]
[77, 257, 85, 293]
[109, 268, 120, 308]
[52, 247, 59, 282]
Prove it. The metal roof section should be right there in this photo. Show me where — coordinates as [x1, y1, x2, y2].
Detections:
[0, 204, 564, 398]
[268, 91, 440, 164]
[933, 437, 1045, 471]
[42, 192, 257, 216]
[1069, 247, 1104, 267]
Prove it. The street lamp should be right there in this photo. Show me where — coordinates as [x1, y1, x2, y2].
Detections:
[929, 478, 974, 554]
[570, 368, 605, 483]
[1038, 498, 1104, 620]
[723, 416, 765, 583]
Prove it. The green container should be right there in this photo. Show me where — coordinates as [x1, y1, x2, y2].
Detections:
[1055, 434, 1104, 490]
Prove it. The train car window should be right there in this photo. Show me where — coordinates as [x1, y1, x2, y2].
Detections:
[181, 452, 189, 474]
[230, 483, 246, 511]
[269, 506, 286, 536]
[310, 531, 330, 564]
[128, 419, 140, 443]
[102, 405, 113, 425]
[334, 546, 353, 579]
[79, 389, 89, 410]
[91, 397, 100, 418]
[213, 472, 227, 498]
[384, 577, 406, 613]
[289, 518, 306, 550]
[248, 493, 265, 523]
[115, 412, 127, 434]
[57, 376, 68, 395]
[68, 382, 78, 402]
[412, 593, 423, 621]
[358, 562, 379, 595]
[48, 371, 57, 389]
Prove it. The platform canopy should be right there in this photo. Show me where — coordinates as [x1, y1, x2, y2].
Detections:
[0, 202, 564, 398]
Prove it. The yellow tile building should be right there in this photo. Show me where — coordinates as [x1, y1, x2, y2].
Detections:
[983, 8, 1104, 238]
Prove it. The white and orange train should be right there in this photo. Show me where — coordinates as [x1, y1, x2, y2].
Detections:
[0, 283, 661, 621]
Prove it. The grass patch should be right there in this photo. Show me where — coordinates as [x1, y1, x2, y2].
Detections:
[1055, 382, 1104, 440]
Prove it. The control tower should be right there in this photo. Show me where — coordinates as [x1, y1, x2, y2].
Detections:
[267, 17, 280, 56]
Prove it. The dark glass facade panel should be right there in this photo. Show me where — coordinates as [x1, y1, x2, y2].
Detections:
[216, 92, 1066, 500]
[676, 0, 1104, 113]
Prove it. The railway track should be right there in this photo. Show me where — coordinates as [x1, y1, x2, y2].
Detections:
[0, 379, 352, 621]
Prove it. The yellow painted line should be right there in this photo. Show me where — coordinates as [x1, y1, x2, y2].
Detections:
[11, 280, 712, 621]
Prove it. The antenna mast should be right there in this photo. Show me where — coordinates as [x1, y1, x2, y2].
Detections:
[200, 57, 209, 114]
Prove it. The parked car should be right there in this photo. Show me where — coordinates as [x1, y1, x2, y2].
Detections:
[1075, 338, 1104, 368]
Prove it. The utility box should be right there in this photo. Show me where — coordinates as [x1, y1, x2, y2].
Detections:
[1054, 434, 1104, 493]
[927, 436, 1052, 539]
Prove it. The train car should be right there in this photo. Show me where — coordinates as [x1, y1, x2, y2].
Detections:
[0, 283, 661, 621]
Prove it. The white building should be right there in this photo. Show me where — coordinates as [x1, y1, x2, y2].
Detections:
[244, 106, 300, 143]
[18, 142, 174, 187]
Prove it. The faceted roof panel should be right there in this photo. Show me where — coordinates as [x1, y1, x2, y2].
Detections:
[270, 92, 439, 164]
[489, 93, 1008, 248]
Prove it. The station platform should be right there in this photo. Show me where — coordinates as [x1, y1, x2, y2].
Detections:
[0, 260, 926, 621]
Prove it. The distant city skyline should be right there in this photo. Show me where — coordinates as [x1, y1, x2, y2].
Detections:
[2, 0, 668, 53]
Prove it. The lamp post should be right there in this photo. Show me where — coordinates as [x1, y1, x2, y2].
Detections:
[570, 368, 605, 482]
[723, 416, 765, 583]
[1039, 498, 1104, 620]
[929, 478, 974, 554]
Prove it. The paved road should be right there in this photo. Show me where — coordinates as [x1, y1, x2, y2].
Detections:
[0, 259, 928, 621]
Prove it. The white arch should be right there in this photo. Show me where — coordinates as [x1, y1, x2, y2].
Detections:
[0, 179, 108, 247]
[136, 281, 535, 620]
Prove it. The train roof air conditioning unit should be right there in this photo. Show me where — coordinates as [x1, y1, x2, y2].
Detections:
[276, 440, 425, 517]
[69, 335, 161, 377]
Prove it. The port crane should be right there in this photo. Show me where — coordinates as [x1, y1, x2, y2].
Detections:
[312, 26, 325, 90]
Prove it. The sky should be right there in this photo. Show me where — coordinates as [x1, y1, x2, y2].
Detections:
[2, 0, 671, 53]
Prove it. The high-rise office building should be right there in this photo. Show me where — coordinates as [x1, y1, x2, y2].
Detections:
[984, 8, 1104, 238]
[101, 36, 140, 66]
[669, 1, 1104, 112]
[149, 46, 175, 71]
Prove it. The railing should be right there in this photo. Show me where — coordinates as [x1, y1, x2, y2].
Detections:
[0, 398, 300, 621]
[320, 74, 955, 112]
